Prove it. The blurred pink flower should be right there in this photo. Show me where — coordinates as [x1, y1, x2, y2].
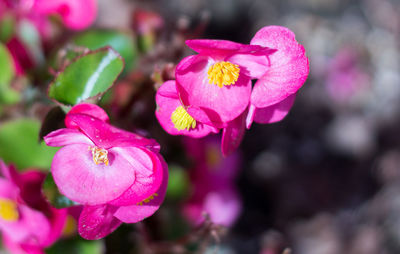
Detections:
[0, 0, 97, 33]
[325, 47, 370, 102]
[182, 137, 242, 227]
[0, 160, 67, 254]
[0, 0, 97, 75]
[44, 104, 168, 240]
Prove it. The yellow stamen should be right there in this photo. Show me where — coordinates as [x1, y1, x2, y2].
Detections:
[171, 106, 196, 131]
[137, 193, 158, 206]
[0, 199, 19, 222]
[207, 61, 240, 88]
[88, 146, 109, 166]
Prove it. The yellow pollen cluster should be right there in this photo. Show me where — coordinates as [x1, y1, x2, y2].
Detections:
[207, 61, 240, 88]
[0, 199, 19, 222]
[88, 146, 109, 166]
[137, 193, 158, 206]
[171, 106, 196, 131]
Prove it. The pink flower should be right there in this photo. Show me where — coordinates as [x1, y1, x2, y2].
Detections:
[44, 103, 168, 240]
[0, 160, 67, 254]
[175, 38, 276, 126]
[182, 137, 242, 227]
[164, 26, 308, 156]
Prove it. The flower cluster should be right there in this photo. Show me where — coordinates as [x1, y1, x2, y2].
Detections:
[44, 104, 168, 240]
[156, 26, 309, 156]
[0, 160, 67, 254]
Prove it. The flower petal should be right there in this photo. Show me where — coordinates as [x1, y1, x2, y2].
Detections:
[44, 128, 93, 147]
[176, 55, 251, 124]
[34, 0, 97, 30]
[65, 103, 109, 129]
[109, 150, 164, 206]
[0, 204, 51, 245]
[78, 205, 121, 240]
[155, 80, 218, 137]
[250, 94, 296, 127]
[186, 39, 274, 58]
[227, 51, 274, 79]
[250, 26, 309, 108]
[51, 144, 135, 205]
[221, 113, 246, 157]
[66, 114, 159, 149]
[113, 155, 168, 223]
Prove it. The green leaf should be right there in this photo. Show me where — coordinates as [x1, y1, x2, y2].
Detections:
[46, 238, 104, 254]
[42, 173, 77, 208]
[0, 14, 16, 42]
[73, 29, 137, 72]
[0, 119, 58, 170]
[48, 47, 124, 106]
[0, 42, 15, 86]
[166, 165, 191, 201]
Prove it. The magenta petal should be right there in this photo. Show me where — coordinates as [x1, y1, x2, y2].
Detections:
[51, 144, 135, 205]
[155, 80, 218, 137]
[44, 128, 93, 147]
[176, 56, 251, 124]
[67, 114, 159, 149]
[186, 39, 274, 58]
[253, 94, 296, 124]
[113, 155, 168, 223]
[227, 52, 273, 79]
[44, 207, 68, 246]
[78, 205, 122, 240]
[34, 0, 97, 30]
[250, 26, 309, 108]
[221, 113, 246, 157]
[109, 151, 164, 206]
[0, 205, 50, 245]
[65, 103, 109, 129]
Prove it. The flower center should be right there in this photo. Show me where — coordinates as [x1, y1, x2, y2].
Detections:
[207, 61, 240, 88]
[0, 199, 19, 222]
[171, 106, 196, 131]
[88, 146, 109, 166]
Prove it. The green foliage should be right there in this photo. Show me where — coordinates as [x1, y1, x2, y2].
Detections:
[46, 238, 104, 254]
[166, 165, 191, 201]
[48, 47, 124, 106]
[73, 29, 137, 72]
[0, 42, 15, 86]
[0, 119, 58, 170]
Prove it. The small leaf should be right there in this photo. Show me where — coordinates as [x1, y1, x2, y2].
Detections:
[42, 173, 77, 208]
[166, 165, 191, 201]
[48, 47, 124, 106]
[73, 29, 137, 72]
[0, 119, 58, 170]
[0, 42, 15, 85]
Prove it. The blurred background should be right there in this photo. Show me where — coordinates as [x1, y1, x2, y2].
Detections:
[1, 0, 400, 253]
